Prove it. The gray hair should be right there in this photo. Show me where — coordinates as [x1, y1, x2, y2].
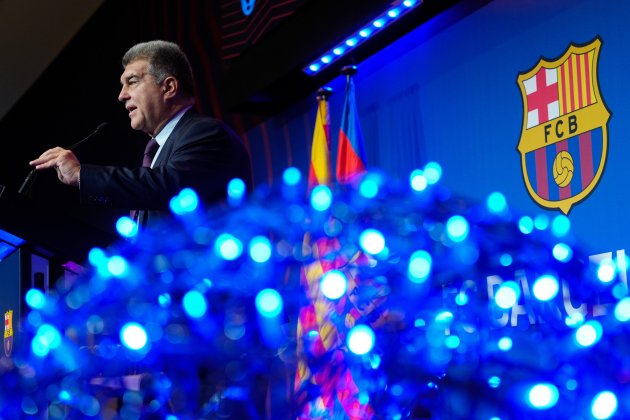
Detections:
[122, 40, 195, 98]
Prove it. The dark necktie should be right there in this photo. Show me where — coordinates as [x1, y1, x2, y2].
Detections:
[131, 138, 159, 224]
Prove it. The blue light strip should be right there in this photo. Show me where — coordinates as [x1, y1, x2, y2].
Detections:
[303, 0, 422, 76]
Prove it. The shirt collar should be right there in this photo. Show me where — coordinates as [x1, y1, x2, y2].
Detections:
[154, 105, 192, 146]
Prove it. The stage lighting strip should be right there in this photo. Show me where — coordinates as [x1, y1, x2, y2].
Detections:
[303, 0, 422, 76]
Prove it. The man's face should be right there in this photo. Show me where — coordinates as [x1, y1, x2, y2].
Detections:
[118, 59, 165, 136]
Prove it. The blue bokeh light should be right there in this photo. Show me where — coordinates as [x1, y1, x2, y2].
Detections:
[446, 215, 469, 242]
[486, 192, 507, 214]
[423, 162, 442, 184]
[408, 250, 432, 283]
[311, 185, 332, 211]
[409, 169, 427, 192]
[614, 297, 630, 322]
[359, 229, 386, 255]
[115, 216, 138, 238]
[518, 216, 534, 234]
[183, 290, 207, 319]
[282, 167, 302, 186]
[553, 243, 573, 262]
[591, 391, 618, 419]
[359, 177, 379, 198]
[532, 275, 559, 301]
[575, 320, 603, 347]
[107, 256, 129, 278]
[497, 337, 512, 351]
[596, 259, 616, 283]
[214, 233, 243, 261]
[494, 281, 520, 309]
[551, 215, 571, 237]
[347, 325, 375, 355]
[255, 288, 284, 318]
[120, 322, 148, 351]
[31, 324, 62, 357]
[170, 187, 199, 215]
[527, 383, 559, 409]
[320, 270, 348, 300]
[25, 289, 46, 310]
[227, 178, 246, 201]
[249, 236, 272, 263]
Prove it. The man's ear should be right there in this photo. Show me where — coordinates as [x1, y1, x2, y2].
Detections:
[162, 76, 178, 98]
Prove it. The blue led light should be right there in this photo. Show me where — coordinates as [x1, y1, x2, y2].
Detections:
[534, 214, 549, 230]
[388, 8, 400, 18]
[455, 292, 468, 306]
[444, 335, 460, 349]
[488, 376, 501, 388]
[597, 259, 616, 283]
[359, 228, 385, 255]
[88, 247, 107, 267]
[527, 383, 559, 409]
[25, 289, 46, 310]
[333, 47, 344, 55]
[282, 167, 302, 186]
[591, 391, 618, 419]
[309, 64, 320, 72]
[321, 56, 331, 64]
[345, 38, 356, 47]
[499, 253, 513, 266]
[227, 178, 246, 201]
[423, 162, 442, 184]
[410, 169, 427, 192]
[158, 293, 171, 308]
[565, 312, 585, 327]
[214, 233, 243, 261]
[494, 281, 520, 309]
[320, 270, 348, 300]
[497, 337, 512, 351]
[553, 243, 573, 262]
[107, 256, 129, 278]
[403, 0, 416, 6]
[551, 215, 571, 237]
[614, 297, 630, 322]
[183, 290, 207, 318]
[532, 275, 559, 301]
[446, 215, 469, 242]
[255, 288, 283, 318]
[408, 250, 432, 283]
[359, 29, 371, 37]
[518, 216, 534, 234]
[115, 216, 137, 238]
[311, 185, 332, 211]
[31, 324, 62, 357]
[373, 19, 385, 28]
[249, 236, 272, 263]
[486, 192, 507, 214]
[359, 177, 379, 198]
[170, 188, 199, 214]
[120, 322, 148, 351]
[575, 320, 602, 347]
[347, 325, 375, 355]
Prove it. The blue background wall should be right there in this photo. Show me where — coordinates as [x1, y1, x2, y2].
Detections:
[244, 0, 630, 255]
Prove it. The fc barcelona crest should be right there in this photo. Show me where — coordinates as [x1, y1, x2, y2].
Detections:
[517, 37, 610, 214]
[4, 310, 13, 358]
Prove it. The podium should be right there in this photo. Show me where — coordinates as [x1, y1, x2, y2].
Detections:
[0, 184, 118, 358]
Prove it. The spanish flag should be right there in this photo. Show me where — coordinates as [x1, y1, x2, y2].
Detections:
[307, 88, 333, 191]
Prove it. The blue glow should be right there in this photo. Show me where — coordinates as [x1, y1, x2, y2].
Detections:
[409, 169, 427, 192]
[446, 215, 469, 242]
[403, 0, 416, 6]
[575, 320, 602, 347]
[311, 185, 332, 211]
[444, 335, 460, 349]
[435, 311, 453, 323]
[183, 290, 207, 318]
[455, 292, 468, 306]
[215, 233, 243, 261]
[597, 259, 616, 283]
[532, 275, 559, 301]
[494, 281, 520, 309]
[115, 216, 137, 238]
[170, 188, 199, 215]
[107, 256, 129, 277]
[283, 167, 302, 186]
[320, 270, 348, 300]
[373, 19, 384, 28]
[388, 8, 399, 18]
[423, 162, 442, 184]
[497, 337, 513, 351]
[309, 64, 320, 72]
[88, 247, 107, 267]
[359, 228, 385, 255]
[255, 288, 283, 318]
[25, 289, 46, 310]
[359, 178, 379, 198]
[321, 55, 331, 64]
[614, 297, 630, 322]
[120, 322, 148, 351]
[31, 324, 62, 357]
[158, 293, 171, 308]
[551, 215, 571, 237]
[486, 192, 507, 214]
[566, 379, 578, 391]
[488, 376, 501, 388]
[227, 178, 246, 201]
[591, 391, 618, 419]
[408, 250, 432, 283]
[333, 47, 344, 55]
[58, 390, 72, 402]
[527, 383, 559, 409]
[359, 29, 371, 38]
[553, 243, 573, 262]
[249, 236, 272, 263]
[534, 214, 549, 230]
[565, 312, 585, 327]
[347, 325, 375, 355]
[518, 216, 534, 234]
[499, 253, 513, 266]
[345, 38, 356, 47]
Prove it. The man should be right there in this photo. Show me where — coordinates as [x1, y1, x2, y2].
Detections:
[29, 40, 252, 229]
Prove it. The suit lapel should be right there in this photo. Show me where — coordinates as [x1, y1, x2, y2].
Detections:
[153, 110, 194, 168]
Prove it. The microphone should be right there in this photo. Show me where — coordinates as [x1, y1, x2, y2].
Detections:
[18, 122, 108, 196]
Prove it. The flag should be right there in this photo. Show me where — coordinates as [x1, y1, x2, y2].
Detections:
[336, 73, 367, 184]
[308, 90, 332, 191]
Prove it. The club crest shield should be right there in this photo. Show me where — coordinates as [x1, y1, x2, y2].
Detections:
[517, 37, 610, 214]
[4, 310, 13, 358]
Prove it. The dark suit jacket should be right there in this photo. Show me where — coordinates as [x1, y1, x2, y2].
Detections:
[79, 110, 252, 229]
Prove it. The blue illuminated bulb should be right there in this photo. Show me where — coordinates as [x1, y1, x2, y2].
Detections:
[597, 259, 616, 283]
[591, 391, 618, 419]
[170, 187, 199, 214]
[309, 64, 320, 73]
[532, 275, 559, 301]
[446, 215, 469, 242]
[551, 214, 571, 237]
[255, 288, 283, 318]
[333, 47, 344, 55]
[120, 322, 148, 351]
[388, 8, 399, 18]
[347, 325, 375, 355]
[614, 297, 630, 322]
[518, 216, 534, 234]
[214, 233, 243, 260]
[575, 320, 602, 347]
[25, 289, 46, 310]
[183, 290, 207, 318]
[487, 376, 501, 388]
[486, 192, 507, 214]
[310, 185, 332, 211]
[423, 162, 442, 184]
[359, 228, 385, 255]
[107, 255, 129, 277]
[345, 38, 356, 47]
[282, 167, 302, 186]
[408, 250, 432, 283]
[494, 281, 520, 309]
[359, 178, 379, 198]
[321, 56, 331, 64]
[31, 324, 62, 357]
[527, 383, 559, 409]
[409, 169, 427, 192]
[115, 216, 138, 238]
[249, 236, 272, 263]
[373, 19, 384, 28]
[553, 243, 573, 262]
[88, 247, 108, 267]
[320, 270, 348, 300]
[359, 29, 371, 38]
[497, 337, 512, 351]
[227, 178, 246, 201]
